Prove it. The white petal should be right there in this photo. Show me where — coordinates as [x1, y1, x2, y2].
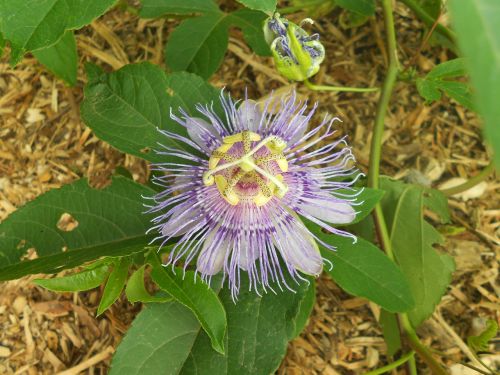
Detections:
[238, 100, 263, 132]
[236, 235, 258, 270]
[299, 198, 356, 224]
[197, 229, 229, 275]
[288, 115, 308, 145]
[185, 117, 221, 153]
[274, 221, 322, 275]
[161, 208, 201, 237]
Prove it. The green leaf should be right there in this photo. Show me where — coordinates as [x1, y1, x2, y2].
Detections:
[97, 257, 132, 315]
[0, 176, 154, 279]
[339, 11, 370, 29]
[435, 80, 475, 110]
[416, 78, 442, 102]
[33, 264, 110, 292]
[380, 178, 455, 327]
[33, 31, 77, 86]
[336, 0, 375, 16]
[418, 0, 441, 18]
[139, 0, 219, 17]
[416, 59, 474, 110]
[165, 12, 229, 79]
[110, 276, 311, 375]
[379, 310, 402, 357]
[0, 0, 117, 65]
[423, 187, 450, 223]
[235, 0, 277, 14]
[0, 236, 149, 282]
[348, 215, 376, 242]
[80, 63, 221, 163]
[290, 279, 316, 339]
[0, 32, 5, 58]
[467, 319, 498, 353]
[109, 301, 201, 375]
[309, 224, 415, 313]
[229, 9, 271, 56]
[426, 58, 467, 79]
[140, 2, 271, 75]
[349, 187, 385, 224]
[148, 253, 227, 354]
[449, 0, 500, 166]
[126, 265, 171, 303]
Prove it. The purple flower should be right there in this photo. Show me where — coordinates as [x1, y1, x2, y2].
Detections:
[145, 91, 360, 299]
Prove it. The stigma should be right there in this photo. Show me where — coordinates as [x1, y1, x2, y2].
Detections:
[203, 131, 289, 206]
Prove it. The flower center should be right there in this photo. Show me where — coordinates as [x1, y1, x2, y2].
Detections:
[203, 131, 289, 206]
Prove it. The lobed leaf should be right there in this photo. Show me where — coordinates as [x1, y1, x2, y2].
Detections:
[416, 58, 474, 110]
[467, 319, 498, 353]
[336, 0, 375, 16]
[165, 12, 229, 79]
[81, 63, 221, 163]
[0, 177, 154, 280]
[348, 187, 385, 225]
[449, 0, 500, 166]
[417, 0, 442, 19]
[379, 310, 402, 357]
[229, 9, 271, 56]
[33, 31, 77, 86]
[139, 0, 219, 17]
[110, 275, 311, 375]
[426, 58, 467, 79]
[109, 301, 200, 375]
[140, 1, 271, 78]
[0, 0, 117, 65]
[290, 279, 316, 339]
[309, 224, 415, 313]
[125, 265, 171, 303]
[33, 264, 110, 292]
[0, 32, 5, 58]
[380, 178, 455, 327]
[235, 0, 277, 14]
[97, 257, 132, 315]
[148, 253, 227, 354]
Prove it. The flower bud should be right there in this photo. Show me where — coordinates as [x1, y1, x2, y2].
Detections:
[263, 13, 325, 81]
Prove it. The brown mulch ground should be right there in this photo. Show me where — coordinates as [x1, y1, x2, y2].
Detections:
[1, 3, 499, 374]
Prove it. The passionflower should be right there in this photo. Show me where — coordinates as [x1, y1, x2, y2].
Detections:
[264, 13, 325, 81]
[146, 91, 359, 299]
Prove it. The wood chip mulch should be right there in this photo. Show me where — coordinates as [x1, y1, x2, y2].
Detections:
[1, 4, 498, 374]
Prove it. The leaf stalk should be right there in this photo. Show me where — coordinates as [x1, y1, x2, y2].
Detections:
[365, 351, 415, 375]
[441, 161, 496, 197]
[304, 78, 379, 92]
[369, 1, 449, 374]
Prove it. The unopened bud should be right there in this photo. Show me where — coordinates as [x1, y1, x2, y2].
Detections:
[263, 13, 325, 81]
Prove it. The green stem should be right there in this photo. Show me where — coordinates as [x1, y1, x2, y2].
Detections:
[367, 0, 399, 191]
[365, 351, 416, 375]
[370, 2, 449, 374]
[441, 161, 496, 196]
[460, 362, 493, 375]
[304, 78, 379, 92]
[373, 205, 394, 260]
[398, 0, 455, 42]
[408, 355, 418, 375]
[400, 316, 448, 375]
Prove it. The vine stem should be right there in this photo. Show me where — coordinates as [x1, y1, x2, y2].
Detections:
[398, 0, 455, 42]
[441, 161, 496, 196]
[400, 316, 448, 375]
[365, 351, 415, 375]
[368, 1, 449, 374]
[304, 78, 379, 92]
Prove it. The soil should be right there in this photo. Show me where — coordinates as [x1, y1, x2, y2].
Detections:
[0, 2, 498, 374]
